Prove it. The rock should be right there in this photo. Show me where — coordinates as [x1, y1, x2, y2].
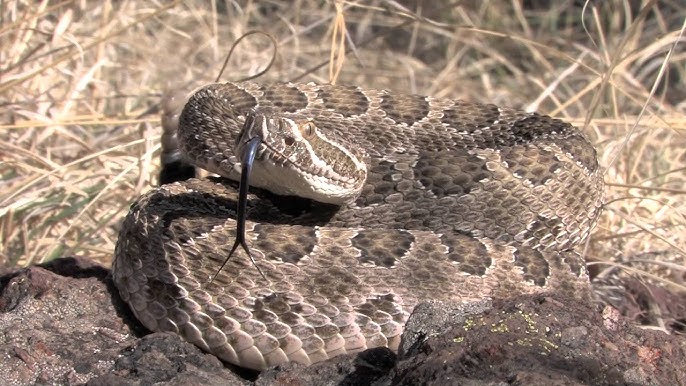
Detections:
[1, 257, 684, 385]
[382, 297, 686, 386]
[255, 347, 395, 386]
[89, 333, 247, 386]
[0, 257, 243, 386]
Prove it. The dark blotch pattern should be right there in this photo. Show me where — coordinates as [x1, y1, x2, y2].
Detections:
[440, 233, 492, 275]
[509, 114, 598, 172]
[355, 294, 403, 320]
[209, 82, 258, 111]
[352, 229, 414, 267]
[253, 223, 317, 264]
[499, 146, 559, 186]
[262, 84, 309, 113]
[310, 266, 364, 298]
[526, 215, 566, 249]
[379, 93, 430, 127]
[513, 246, 550, 286]
[317, 85, 370, 117]
[559, 133, 600, 172]
[561, 250, 586, 277]
[441, 102, 501, 136]
[412, 152, 485, 197]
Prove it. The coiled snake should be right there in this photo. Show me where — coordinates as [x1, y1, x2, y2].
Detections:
[112, 82, 604, 370]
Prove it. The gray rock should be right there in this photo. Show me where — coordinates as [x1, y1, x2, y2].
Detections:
[1, 257, 684, 386]
[0, 257, 244, 386]
[381, 296, 686, 386]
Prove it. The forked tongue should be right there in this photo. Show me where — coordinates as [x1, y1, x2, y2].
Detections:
[211, 136, 268, 282]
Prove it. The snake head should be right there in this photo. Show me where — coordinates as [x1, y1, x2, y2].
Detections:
[235, 108, 367, 204]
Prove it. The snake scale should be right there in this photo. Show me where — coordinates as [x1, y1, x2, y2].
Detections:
[112, 82, 604, 370]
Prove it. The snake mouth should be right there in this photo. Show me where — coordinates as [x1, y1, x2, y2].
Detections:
[233, 111, 368, 204]
[251, 140, 366, 204]
[261, 141, 362, 187]
[229, 140, 367, 204]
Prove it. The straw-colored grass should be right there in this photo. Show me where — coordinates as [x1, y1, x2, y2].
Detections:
[1, 1, 684, 328]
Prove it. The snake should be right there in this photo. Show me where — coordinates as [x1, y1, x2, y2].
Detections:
[112, 81, 604, 371]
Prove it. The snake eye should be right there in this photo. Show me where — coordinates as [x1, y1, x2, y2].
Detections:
[301, 121, 316, 138]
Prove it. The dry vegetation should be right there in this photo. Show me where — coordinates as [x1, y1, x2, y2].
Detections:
[1, 1, 684, 328]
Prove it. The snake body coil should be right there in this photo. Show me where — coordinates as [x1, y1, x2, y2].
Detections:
[113, 82, 604, 370]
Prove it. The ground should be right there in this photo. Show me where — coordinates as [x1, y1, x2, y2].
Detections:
[1, 1, 685, 384]
[1, 257, 684, 385]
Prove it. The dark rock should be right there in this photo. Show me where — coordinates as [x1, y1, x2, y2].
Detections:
[1, 257, 684, 386]
[88, 333, 246, 386]
[382, 295, 686, 386]
[0, 257, 243, 386]
[256, 347, 396, 386]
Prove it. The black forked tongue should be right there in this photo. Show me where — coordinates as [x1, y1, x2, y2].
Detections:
[211, 135, 268, 283]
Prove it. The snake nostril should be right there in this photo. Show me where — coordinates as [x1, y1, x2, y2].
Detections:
[284, 136, 295, 146]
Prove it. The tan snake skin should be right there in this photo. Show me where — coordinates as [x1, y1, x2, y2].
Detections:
[112, 82, 604, 370]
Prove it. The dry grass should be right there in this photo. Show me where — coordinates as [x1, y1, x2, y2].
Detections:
[1, 1, 685, 324]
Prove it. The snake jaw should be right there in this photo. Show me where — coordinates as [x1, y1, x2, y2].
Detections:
[234, 109, 368, 204]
